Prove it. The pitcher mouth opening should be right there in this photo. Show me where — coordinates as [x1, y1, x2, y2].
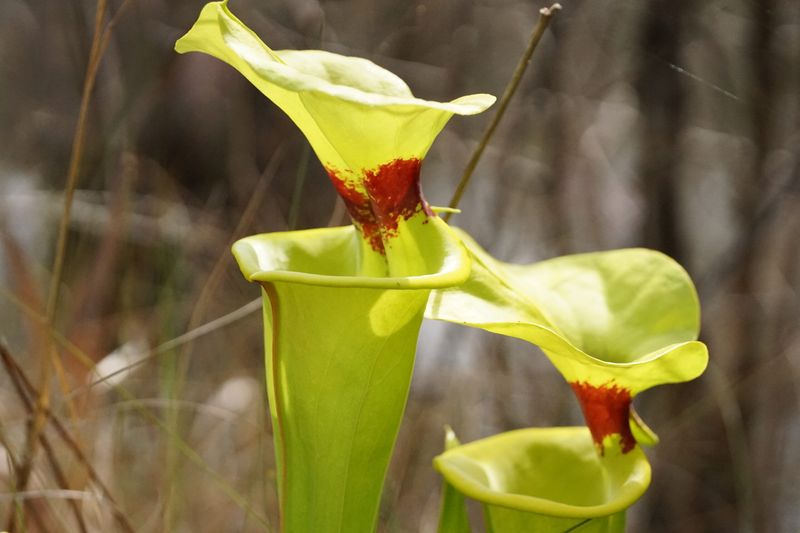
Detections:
[434, 426, 651, 519]
[232, 219, 470, 290]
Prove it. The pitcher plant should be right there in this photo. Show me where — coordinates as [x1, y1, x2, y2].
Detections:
[428, 231, 708, 531]
[175, 2, 495, 531]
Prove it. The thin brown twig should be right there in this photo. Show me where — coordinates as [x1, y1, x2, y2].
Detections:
[0, 289, 270, 529]
[162, 145, 284, 530]
[7, 0, 106, 516]
[0, 284, 261, 398]
[183, 144, 286, 346]
[444, 3, 561, 222]
[0, 415, 29, 530]
[60, 337, 272, 530]
[46, 0, 109, 322]
[1, 345, 89, 533]
[46, 0, 135, 395]
[0, 343, 136, 533]
[166, 143, 285, 400]
[14, 0, 123, 526]
[94, 0, 135, 76]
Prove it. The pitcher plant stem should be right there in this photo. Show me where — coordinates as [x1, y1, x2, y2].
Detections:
[445, 3, 561, 221]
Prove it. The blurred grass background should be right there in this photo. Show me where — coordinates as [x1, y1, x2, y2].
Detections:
[0, 0, 799, 531]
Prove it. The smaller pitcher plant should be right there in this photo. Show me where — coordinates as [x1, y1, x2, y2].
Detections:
[427, 232, 708, 531]
[175, 3, 708, 532]
[427, 231, 708, 455]
[435, 426, 651, 533]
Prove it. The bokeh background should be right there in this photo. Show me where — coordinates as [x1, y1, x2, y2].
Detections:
[1, 0, 799, 531]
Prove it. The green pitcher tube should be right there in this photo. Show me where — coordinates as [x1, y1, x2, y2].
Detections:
[233, 222, 470, 532]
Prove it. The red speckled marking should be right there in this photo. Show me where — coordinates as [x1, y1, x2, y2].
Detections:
[326, 159, 432, 253]
[570, 381, 636, 454]
[328, 176, 384, 252]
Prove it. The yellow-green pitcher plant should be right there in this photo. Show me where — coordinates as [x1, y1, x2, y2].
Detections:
[176, 3, 494, 531]
[435, 426, 651, 533]
[427, 231, 708, 531]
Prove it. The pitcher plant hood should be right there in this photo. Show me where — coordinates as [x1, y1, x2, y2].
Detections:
[426, 231, 709, 454]
[176, 1, 495, 272]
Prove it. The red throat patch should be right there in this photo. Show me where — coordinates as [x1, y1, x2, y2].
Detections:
[570, 381, 636, 454]
[326, 158, 432, 253]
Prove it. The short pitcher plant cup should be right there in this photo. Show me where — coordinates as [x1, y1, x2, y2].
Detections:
[427, 232, 709, 531]
[435, 426, 651, 533]
[176, 3, 494, 532]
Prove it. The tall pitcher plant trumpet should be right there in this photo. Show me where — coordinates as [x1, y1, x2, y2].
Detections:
[176, 2, 494, 531]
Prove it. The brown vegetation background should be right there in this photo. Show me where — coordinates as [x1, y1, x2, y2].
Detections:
[1, 0, 799, 531]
